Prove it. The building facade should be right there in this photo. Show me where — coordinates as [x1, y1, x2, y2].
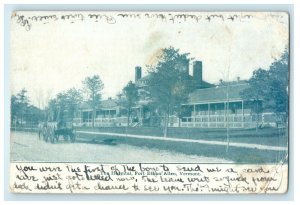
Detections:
[179, 83, 276, 128]
[73, 61, 279, 129]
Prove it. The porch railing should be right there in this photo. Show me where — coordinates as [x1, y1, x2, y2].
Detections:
[73, 113, 278, 128]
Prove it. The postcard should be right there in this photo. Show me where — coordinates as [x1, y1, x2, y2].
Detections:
[9, 11, 289, 194]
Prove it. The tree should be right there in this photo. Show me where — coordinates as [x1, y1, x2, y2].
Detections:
[146, 47, 195, 137]
[65, 88, 83, 122]
[11, 89, 46, 127]
[24, 105, 43, 127]
[16, 88, 30, 126]
[46, 98, 58, 122]
[82, 75, 104, 128]
[46, 88, 82, 125]
[240, 49, 289, 129]
[264, 50, 289, 119]
[240, 68, 268, 132]
[55, 92, 69, 125]
[119, 81, 139, 127]
[10, 95, 19, 126]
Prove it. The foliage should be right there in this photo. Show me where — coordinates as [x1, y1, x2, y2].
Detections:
[118, 81, 139, 126]
[11, 88, 43, 126]
[13, 89, 30, 125]
[46, 88, 82, 124]
[25, 105, 44, 126]
[82, 75, 104, 127]
[46, 98, 58, 121]
[10, 95, 19, 124]
[17, 88, 30, 106]
[241, 49, 289, 126]
[240, 68, 267, 127]
[264, 50, 289, 114]
[146, 47, 196, 136]
[65, 88, 83, 120]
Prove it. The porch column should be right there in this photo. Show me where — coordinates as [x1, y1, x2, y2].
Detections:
[140, 106, 142, 123]
[224, 102, 226, 128]
[79, 110, 82, 124]
[193, 104, 196, 127]
[242, 100, 244, 128]
[208, 103, 210, 128]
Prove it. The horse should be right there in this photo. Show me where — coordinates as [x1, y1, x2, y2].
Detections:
[38, 122, 47, 140]
[38, 121, 75, 143]
[46, 122, 58, 143]
[54, 128, 75, 142]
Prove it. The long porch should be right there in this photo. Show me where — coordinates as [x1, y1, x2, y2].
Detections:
[73, 106, 145, 127]
[177, 100, 264, 128]
[72, 100, 278, 128]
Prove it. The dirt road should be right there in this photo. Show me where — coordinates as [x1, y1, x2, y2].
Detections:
[10, 131, 232, 163]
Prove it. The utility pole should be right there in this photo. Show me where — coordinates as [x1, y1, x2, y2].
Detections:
[226, 67, 230, 153]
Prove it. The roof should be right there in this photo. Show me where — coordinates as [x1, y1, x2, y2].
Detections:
[137, 74, 214, 89]
[217, 79, 248, 86]
[79, 102, 90, 109]
[101, 98, 118, 109]
[79, 98, 119, 110]
[196, 80, 214, 89]
[187, 83, 249, 104]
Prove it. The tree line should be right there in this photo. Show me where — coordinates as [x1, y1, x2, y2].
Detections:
[240, 49, 289, 129]
[10, 76, 102, 127]
[11, 47, 289, 135]
[11, 89, 42, 127]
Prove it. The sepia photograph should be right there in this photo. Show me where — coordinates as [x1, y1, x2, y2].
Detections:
[9, 11, 289, 194]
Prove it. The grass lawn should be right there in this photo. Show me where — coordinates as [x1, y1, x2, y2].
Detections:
[75, 126, 288, 164]
[76, 126, 288, 147]
[11, 126, 288, 163]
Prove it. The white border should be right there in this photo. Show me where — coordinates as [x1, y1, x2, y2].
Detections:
[1, 0, 298, 204]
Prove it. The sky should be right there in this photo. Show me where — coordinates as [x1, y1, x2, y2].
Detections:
[10, 11, 289, 108]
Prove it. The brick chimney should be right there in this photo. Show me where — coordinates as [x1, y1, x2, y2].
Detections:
[135, 66, 142, 83]
[193, 61, 203, 86]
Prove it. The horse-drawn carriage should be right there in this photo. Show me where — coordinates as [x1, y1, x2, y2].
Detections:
[38, 99, 78, 143]
[38, 121, 76, 143]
